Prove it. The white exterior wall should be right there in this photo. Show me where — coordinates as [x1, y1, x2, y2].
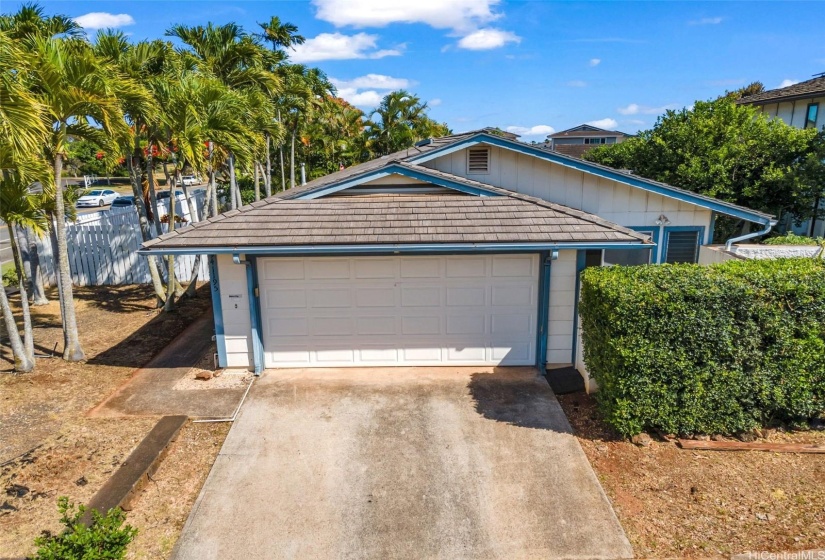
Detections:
[421, 146, 714, 255]
[757, 95, 825, 130]
[547, 250, 577, 365]
[216, 254, 252, 368]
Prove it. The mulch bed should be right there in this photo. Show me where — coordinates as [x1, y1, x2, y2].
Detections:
[557, 392, 825, 558]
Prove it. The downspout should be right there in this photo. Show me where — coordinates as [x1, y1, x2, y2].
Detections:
[233, 254, 264, 375]
[724, 220, 777, 251]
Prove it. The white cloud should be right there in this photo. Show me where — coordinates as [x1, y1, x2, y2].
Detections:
[778, 79, 800, 88]
[589, 58, 601, 67]
[566, 80, 587, 88]
[689, 16, 724, 25]
[429, 98, 442, 107]
[73, 12, 134, 29]
[457, 28, 520, 50]
[331, 74, 412, 107]
[290, 33, 402, 63]
[505, 125, 555, 137]
[585, 118, 618, 129]
[617, 103, 677, 115]
[313, 0, 501, 32]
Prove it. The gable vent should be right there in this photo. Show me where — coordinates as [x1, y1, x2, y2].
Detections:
[467, 147, 490, 174]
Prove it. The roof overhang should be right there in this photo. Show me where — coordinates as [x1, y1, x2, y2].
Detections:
[139, 241, 651, 257]
[738, 92, 825, 106]
[406, 132, 776, 226]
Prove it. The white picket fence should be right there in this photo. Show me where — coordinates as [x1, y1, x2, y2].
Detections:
[33, 192, 210, 287]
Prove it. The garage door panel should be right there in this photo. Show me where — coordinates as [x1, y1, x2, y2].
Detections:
[492, 255, 534, 277]
[355, 258, 396, 279]
[401, 286, 441, 307]
[402, 316, 441, 335]
[446, 286, 486, 306]
[446, 257, 486, 278]
[260, 255, 538, 367]
[310, 288, 352, 308]
[492, 285, 534, 306]
[400, 258, 440, 278]
[356, 287, 395, 307]
[446, 315, 486, 335]
[308, 259, 350, 279]
[265, 289, 306, 309]
[356, 316, 396, 335]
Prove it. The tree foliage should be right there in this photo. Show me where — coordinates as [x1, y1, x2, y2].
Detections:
[584, 97, 825, 232]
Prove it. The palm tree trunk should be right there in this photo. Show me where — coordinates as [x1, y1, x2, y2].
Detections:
[23, 226, 48, 306]
[229, 153, 238, 210]
[254, 161, 260, 202]
[0, 282, 33, 372]
[52, 139, 85, 362]
[163, 178, 177, 312]
[146, 149, 163, 238]
[290, 130, 296, 189]
[127, 154, 165, 304]
[265, 134, 272, 198]
[279, 144, 286, 192]
[8, 223, 34, 364]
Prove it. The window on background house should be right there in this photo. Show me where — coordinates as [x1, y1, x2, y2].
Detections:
[806, 103, 819, 129]
[584, 137, 607, 145]
[664, 230, 701, 263]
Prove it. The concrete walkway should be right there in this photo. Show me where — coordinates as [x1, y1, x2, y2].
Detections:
[173, 367, 633, 560]
[90, 313, 249, 418]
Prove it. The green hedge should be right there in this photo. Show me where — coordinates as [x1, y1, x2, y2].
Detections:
[579, 258, 825, 437]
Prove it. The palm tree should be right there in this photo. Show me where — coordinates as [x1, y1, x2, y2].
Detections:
[32, 36, 128, 361]
[366, 90, 450, 156]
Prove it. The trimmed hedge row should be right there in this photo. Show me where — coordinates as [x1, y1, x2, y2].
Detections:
[579, 258, 825, 437]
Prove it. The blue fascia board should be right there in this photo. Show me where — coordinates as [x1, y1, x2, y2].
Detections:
[139, 241, 651, 257]
[295, 163, 502, 199]
[406, 133, 774, 226]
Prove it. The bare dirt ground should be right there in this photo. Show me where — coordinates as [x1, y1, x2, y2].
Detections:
[557, 393, 825, 558]
[0, 285, 227, 559]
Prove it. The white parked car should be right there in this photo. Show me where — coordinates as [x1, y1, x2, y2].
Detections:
[76, 189, 119, 208]
[181, 175, 200, 186]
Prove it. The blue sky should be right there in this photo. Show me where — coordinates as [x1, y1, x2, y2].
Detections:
[22, 0, 825, 140]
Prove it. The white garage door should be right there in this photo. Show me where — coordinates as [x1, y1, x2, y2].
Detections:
[258, 254, 539, 367]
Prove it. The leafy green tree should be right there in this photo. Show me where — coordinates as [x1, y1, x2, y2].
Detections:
[366, 90, 450, 156]
[584, 97, 824, 238]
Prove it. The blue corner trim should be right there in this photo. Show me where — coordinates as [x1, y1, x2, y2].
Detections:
[662, 225, 705, 264]
[243, 255, 265, 375]
[406, 133, 774, 225]
[536, 252, 552, 370]
[571, 250, 587, 364]
[708, 212, 717, 244]
[295, 163, 503, 199]
[208, 255, 227, 368]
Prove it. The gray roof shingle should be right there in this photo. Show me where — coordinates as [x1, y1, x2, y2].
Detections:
[143, 192, 650, 251]
[738, 75, 825, 105]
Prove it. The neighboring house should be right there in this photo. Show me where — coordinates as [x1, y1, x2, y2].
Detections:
[543, 125, 633, 159]
[140, 129, 773, 387]
[738, 74, 825, 237]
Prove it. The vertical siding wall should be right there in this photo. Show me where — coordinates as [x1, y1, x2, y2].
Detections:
[758, 96, 825, 130]
[547, 250, 577, 365]
[216, 254, 252, 368]
[422, 146, 714, 257]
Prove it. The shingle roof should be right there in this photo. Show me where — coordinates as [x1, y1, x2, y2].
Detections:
[737, 75, 825, 105]
[142, 191, 649, 251]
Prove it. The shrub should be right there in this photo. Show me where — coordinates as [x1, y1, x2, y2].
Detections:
[579, 259, 825, 436]
[764, 232, 824, 246]
[30, 497, 137, 560]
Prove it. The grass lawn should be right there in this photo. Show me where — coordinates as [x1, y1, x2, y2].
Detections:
[557, 393, 825, 557]
[0, 285, 228, 559]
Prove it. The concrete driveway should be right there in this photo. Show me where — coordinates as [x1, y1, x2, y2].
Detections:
[172, 367, 632, 560]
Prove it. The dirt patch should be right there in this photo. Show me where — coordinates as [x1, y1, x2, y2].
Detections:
[0, 285, 218, 558]
[125, 422, 230, 560]
[557, 392, 825, 558]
